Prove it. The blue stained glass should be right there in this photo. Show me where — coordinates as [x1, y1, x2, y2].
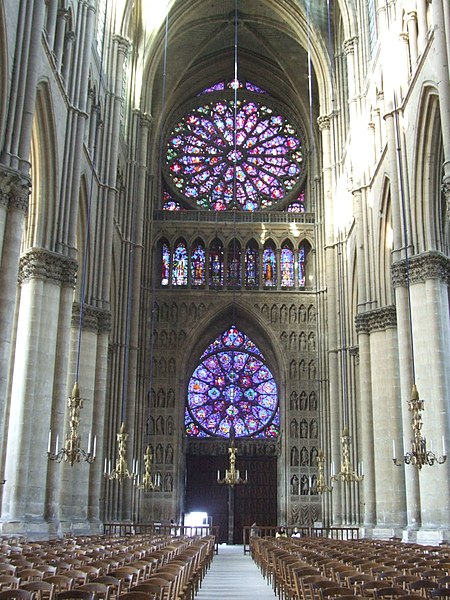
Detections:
[186, 327, 279, 438]
[245, 246, 259, 287]
[172, 242, 188, 286]
[191, 244, 206, 286]
[209, 243, 224, 286]
[263, 246, 277, 287]
[166, 97, 303, 211]
[299, 243, 306, 287]
[161, 242, 170, 286]
[281, 245, 295, 287]
[287, 190, 306, 213]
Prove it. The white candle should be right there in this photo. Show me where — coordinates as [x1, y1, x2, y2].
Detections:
[104, 458, 107, 473]
[93, 435, 96, 458]
[392, 439, 396, 460]
[55, 434, 59, 453]
[88, 431, 92, 454]
[48, 430, 52, 453]
[331, 461, 335, 477]
[443, 435, 446, 456]
[217, 469, 220, 480]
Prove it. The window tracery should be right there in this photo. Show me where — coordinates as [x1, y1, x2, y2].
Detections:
[185, 326, 279, 439]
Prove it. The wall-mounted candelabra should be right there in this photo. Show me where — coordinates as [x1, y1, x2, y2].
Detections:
[331, 426, 364, 484]
[136, 446, 160, 491]
[393, 384, 446, 469]
[217, 437, 248, 487]
[48, 382, 96, 466]
[105, 422, 134, 482]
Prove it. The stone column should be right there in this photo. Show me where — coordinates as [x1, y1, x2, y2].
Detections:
[317, 114, 341, 524]
[1, 249, 76, 536]
[407, 253, 450, 540]
[0, 172, 29, 485]
[405, 10, 418, 66]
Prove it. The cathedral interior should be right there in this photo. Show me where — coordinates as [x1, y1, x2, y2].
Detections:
[0, 0, 449, 545]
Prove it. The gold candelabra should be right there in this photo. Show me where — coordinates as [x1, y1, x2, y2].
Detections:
[217, 439, 248, 487]
[105, 422, 135, 482]
[331, 426, 364, 483]
[48, 382, 96, 466]
[393, 384, 447, 469]
[136, 446, 160, 491]
[315, 449, 332, 494]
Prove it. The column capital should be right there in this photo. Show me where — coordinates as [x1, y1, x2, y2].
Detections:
[72, 302, 112, 333]
[391, 251, 450, 286]
[343, 36, 358, 55]
[317, 115, 331, 130]
[0, 168, 30, 213]
[18, 248, 78, 286]
[113, 34, 131, 55]
[355, 305, 397, 334]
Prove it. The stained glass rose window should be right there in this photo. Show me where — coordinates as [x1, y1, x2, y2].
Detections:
[166, 98, 303, 211]
[185, 326, 279, 438]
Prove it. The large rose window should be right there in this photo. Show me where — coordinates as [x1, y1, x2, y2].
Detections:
[185, 326, 279, 438]
[166, 99, 303, 211]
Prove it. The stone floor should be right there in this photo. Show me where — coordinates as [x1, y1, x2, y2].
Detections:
[195, 543, 277, 599]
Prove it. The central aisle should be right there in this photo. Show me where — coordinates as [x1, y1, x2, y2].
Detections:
[195, 544, 277, 599]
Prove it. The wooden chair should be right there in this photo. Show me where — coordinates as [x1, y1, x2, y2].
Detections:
[320, 587, 355, 600]
[92, 578, 121, 600]
[61, 573, 87, 588]
[118, 593, 157, 600]
[374, 587, 408, 600]
[20, 580, 55, 600]
[0, 591, 33, 600]
[108, 571, 139, 593]
[76, 583, 109, 600]
[131, 584, 163, 600]
[17, 572, 44, 584]
[430, 591, 450, 599]
[408, 580, 439, 597]
[0, 578, 20, 592]
[42, 577, 73, 594]
[146, 577, 174, 600]
[0, 567, 17, 578]
[55, 592, 94, 600]
[77, 569, 100, 584]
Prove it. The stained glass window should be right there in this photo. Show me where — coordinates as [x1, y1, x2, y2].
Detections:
[191, 242, 206, 287]
[166, 98, 303, 211]
[281, 242, 294, 287]
[263, 243, 277, 287]
[161, 242, 170, 286]
[227, 240, 241, 287]
[162, 190, 183, 211]
[198, 80, 268, 96]
[298, 243, 306, 287]
[245, 242, 259, 288]
[172, 241, 188, 286]
[209, 239, 224, 287]
[287, 191, 306, 212]
[185, 326, 279, 438]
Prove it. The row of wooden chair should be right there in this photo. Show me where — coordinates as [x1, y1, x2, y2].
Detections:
[251, 536, 450, 600]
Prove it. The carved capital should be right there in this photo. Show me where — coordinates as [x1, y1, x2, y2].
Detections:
[343, 36, 358, 55]
[113, 34, 131, 56]
[72, 302, 112, 333]
[391, 251, 450, 286]
[317, 115, 331, 131]
[18, 248, 78, 286]
[355, 305, 397, 334]
[0, 168, 30, 213]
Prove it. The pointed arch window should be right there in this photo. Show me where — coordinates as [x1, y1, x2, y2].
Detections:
[245, 240, 259, 288]
[287, 190, 306, 213]
[263, 242, 277, 287]
[161, 241, 170, 286]
[172, 240, 188, 286]
[280, 241, 295, 287]
[185, 326, 279, 438]
[209, 239, 224, 287]
[227, 240, 242, 288]
[298, 241, 311, 288]
[191, 241, 206, 287]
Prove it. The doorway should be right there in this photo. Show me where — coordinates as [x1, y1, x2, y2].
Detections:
[185, 452, 277, 544]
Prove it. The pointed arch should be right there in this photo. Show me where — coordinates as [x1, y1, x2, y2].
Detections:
[25, 82, 58, 252]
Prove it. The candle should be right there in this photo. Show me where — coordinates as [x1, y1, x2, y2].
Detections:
[217, 469, 220, 480]
[443, 435, 446, 456]
[88, 431, 92, 454]
[55, 434, 59, 453]
[48, 430, 52, 453]
[93, 435, 96, 457]
[104, 458, 107, 473]
[392, 439, 396, 460]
